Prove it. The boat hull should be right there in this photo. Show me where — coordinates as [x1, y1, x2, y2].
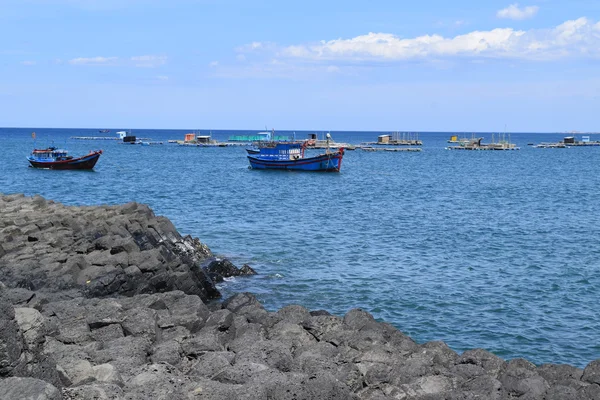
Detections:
[247, 151, 343, 172]
[28, 151, 102, 170]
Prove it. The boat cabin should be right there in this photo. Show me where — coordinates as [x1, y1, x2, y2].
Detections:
[184, 133, 195, 142]
[253, 142, 304, 160]
[31, 148, 72, 161]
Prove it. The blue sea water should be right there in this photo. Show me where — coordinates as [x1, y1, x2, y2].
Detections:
[2, 127, 600, 368]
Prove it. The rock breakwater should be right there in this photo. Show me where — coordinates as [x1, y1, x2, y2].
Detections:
[0, 194, 599, 399]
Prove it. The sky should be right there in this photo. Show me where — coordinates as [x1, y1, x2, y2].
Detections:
[1, 0, 600, 132]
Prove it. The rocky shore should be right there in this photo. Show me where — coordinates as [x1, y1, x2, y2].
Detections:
[1, 194, 599, 399]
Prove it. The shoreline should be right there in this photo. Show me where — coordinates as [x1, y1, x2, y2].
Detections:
[1, 193, 599, 399]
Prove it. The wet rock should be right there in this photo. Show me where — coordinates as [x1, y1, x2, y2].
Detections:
[203, 257, 257, 283]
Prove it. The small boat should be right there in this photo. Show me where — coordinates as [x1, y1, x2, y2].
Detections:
[247, 137, 344, 172]
[98, 129, 110, 133]
[27, 147, 102, 170]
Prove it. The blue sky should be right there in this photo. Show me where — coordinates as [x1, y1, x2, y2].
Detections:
[1, 0, 600, 132]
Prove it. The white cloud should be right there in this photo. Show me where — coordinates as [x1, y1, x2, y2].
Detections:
[209, 61, 219, 67]
[130, 55, 167, 67]
[156, 75, 169, 81]
[69, 56, 118, 65]
[269, 17, 600, 62]
[21, 61, 36, 66]
[497, 4, 539, 20]
[235, 41, 277, 54]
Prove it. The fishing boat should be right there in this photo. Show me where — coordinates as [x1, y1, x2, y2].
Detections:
[27, 147, 102, 170]
[247, 134, 344, 172]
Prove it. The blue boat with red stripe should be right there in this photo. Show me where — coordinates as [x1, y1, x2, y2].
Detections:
[27, 147, 103, 170]
[247, 138, 344, 172]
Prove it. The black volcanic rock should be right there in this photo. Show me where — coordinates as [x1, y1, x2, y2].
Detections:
[203, 257, 257, 283]
[0, 195, 248, 302]
[1, 194, 600, 399]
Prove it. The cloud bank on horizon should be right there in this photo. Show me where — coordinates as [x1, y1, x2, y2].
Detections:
[3, 1, 600, 131]
[241, 17, 600, 63]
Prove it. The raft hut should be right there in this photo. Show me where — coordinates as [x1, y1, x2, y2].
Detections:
[362, 132, 422, 146]
[304, 133, 356, 150]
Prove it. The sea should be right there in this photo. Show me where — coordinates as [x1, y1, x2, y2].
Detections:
[2, 127, 600, 368]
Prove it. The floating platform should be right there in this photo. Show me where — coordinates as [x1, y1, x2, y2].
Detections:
[446, 136, 519, 151]
[306, 140, 356, 150]
[533, 135, 600, 148]
[359, 146, 421, 152]
[362, 132, 422, 146]
[175, 141, 247, 147]
[71, 136, 119, 140]
[447, 145, 520, 151]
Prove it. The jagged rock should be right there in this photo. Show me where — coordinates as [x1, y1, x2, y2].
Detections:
[0, 377, 61, 400]
[14, 307, 47, 350]
[499, 358, 549, 398]
[93, 363, 124, 387]
[203, 257, 256, 283]
[2, 195, 600, 399]
[222, 292, 264, 315]
[56, 358, 96, 387]
[0, 283, 23, 376]
[125, 363, 191, 399]
[150, 340, 182, 366]
[240, 264, 257, 275]
[92, 336, 152, 379]
[186, 351, 235, 378]
[62, 383, 124, 400]
[457, 348, 506, 373]
[583, 359, 600, 385]
[0, 195, 239, 302]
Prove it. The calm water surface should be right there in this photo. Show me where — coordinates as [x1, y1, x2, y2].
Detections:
[2, 127, 600, 368]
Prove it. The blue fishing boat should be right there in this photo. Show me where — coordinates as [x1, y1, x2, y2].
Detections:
[247, 140, 344, 172]
[27, 147, 102, 170]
